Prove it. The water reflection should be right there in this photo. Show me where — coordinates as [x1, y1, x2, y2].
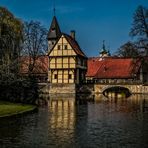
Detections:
[48, 94, 89, 147]
[95, 94, 148, 113]
[48, 99, 75, 146]
[103, 86, 131, 99]
[49, 99, 75, 129]
[0, 94, 148, 148]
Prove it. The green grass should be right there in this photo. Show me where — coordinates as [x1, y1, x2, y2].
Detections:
[0, 101, 37, 117]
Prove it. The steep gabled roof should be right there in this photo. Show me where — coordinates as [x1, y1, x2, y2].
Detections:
[48, 33, 87, 58]
[86, 57, 141, 79]
[47, 16, 61, 39]
[63, 34, 87, 58]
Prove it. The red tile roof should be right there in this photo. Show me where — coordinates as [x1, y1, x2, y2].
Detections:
[86, 58, 103, 77]
[86, 57, 141, 79]
[63, 34, 87, 58]
[20, 56, 48, 74]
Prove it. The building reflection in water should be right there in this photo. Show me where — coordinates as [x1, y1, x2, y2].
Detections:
[48, 94, 89, 147]
[48, 94, 76, 146]
[49, 95, 75, 130]
[0, 94, 148, 147]
[47, 93, 148, 147]
[48, 93, 148, 130]
[95, 93, 148, 113]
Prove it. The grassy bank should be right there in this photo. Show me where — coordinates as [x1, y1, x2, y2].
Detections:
[0, 101, 37, 118]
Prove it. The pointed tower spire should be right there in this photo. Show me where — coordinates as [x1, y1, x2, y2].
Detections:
[47, 0, 61, 40]
[47, 16, 61, 40]
[53, 7, 56, 16]
[99, 40, 110, 57]
[47, 16, 61, 51]
[53, 0, 56, 16]
[102, 40, 106, 50]
[100, 40, 107, 53]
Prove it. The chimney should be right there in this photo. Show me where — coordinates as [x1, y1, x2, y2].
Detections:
[70, 30, 75, 39]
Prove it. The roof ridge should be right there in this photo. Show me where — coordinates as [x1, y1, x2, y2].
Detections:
[63, 34, 87, 58]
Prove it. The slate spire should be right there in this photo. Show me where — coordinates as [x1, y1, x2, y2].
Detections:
[47, 16, 61, 40]
[101, 40, 107, 53]
[99, 40, 110, 57]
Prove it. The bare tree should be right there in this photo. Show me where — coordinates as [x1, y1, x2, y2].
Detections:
[130, 5, 148, 56]
[22, 21, 48, 74]
[116, 41, 140, 57]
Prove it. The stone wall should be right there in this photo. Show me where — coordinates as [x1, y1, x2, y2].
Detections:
[94, 84, 148, 94]
[38, 83, 49, 94]
[49, 83, 76, 94]
[38, 83, 76, 95]
[76, 84, 94, 94]
[38, 83, 148, 97]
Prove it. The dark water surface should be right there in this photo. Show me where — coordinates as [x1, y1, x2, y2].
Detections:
[0, 94, 148, 148]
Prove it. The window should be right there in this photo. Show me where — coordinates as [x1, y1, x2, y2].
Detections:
[54, 74, 58, 79]
[0, 59, 2, 65]
[69, 74, 72, 79]
[64, 45, 68, 50]
[58, 45, 61, 50]
[51, 28, 55, 32]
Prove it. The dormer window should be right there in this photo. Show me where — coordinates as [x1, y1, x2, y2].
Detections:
[51, 28, 55, 32]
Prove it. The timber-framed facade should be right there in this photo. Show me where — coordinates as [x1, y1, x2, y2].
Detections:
[47, 16, 87, 86]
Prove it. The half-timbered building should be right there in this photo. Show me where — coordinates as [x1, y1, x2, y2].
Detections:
[47, 16, 87, 85]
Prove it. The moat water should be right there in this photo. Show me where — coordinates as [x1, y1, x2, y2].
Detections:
[0, 94, 148, 148]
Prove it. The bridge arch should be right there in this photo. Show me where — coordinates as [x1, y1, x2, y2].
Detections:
[102, 85, 132, 94]
[101, 85, 132, 98]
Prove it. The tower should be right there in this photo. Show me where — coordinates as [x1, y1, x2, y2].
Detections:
[47, 16, 61, 51]
[47, 2, 87, 95]
[99, 40, 110, 57]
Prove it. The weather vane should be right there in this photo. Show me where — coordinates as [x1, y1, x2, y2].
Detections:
[103, 40, 105, 50]
[53, 0, 56, 16]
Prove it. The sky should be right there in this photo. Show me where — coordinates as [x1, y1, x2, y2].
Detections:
[0, 0, 148, 57]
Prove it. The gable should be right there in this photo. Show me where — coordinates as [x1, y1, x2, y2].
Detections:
[49, 35, 77, 57]
[64, 34, 87, 57]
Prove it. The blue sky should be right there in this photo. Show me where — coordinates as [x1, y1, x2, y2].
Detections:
[0, 0, 148, 57]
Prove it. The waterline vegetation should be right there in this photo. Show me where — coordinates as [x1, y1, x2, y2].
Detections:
[0, 101, 37, 118]
[0, 7, 47, 104]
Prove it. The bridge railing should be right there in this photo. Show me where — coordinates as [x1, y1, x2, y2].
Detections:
[84, 79, 143, 85]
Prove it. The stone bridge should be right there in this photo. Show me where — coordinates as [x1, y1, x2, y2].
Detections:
[38, 83, 148, 95]
[94, 84, 148, 94]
